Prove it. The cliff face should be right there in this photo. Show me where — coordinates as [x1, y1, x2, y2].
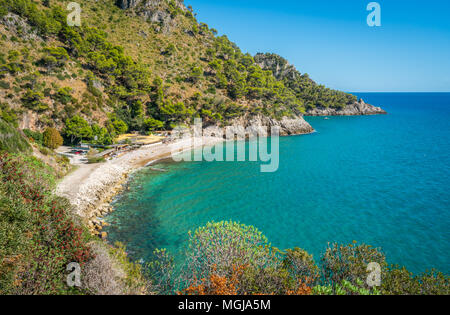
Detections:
[117, 0, 187, 33]
[254, 52, 300, 82]
[228, 114, 314, 137]
[305, 99, 387, 116]
[200, 114, 314, 139]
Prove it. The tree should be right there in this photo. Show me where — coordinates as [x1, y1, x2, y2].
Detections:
[91, 124, 112, 145]
[144, 117, 164, 132]
[40, 47, 69, 72]
[53, 87, 74, 105]
[42, 127, 63, 149]
[21, 90, 48, 112]
[188, 66, 203, 83]
[64, 115, 92, 144]
[106, 115, 128, 138]
[182, 221, 275, 286]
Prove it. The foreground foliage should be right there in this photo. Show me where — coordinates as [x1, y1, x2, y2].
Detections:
[146, 221, 449, 295]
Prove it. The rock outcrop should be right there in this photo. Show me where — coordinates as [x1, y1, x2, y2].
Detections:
[199, 114, 314, 139]
[305, 99, 387, 116]
[230, 114, 314, 136]
[117, 0, 187, 33]
[1, 13, 43, 41]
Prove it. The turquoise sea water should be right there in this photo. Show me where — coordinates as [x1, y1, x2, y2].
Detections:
[105, 93, 450, 274]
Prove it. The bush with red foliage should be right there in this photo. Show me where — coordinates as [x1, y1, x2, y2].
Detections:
[0, 152, 92, 294]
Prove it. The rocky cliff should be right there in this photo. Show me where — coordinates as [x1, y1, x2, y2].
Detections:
[305, 99, 387, 116]
[229, 114, 314, 136]
[199, 114, 314, 139]
[117, 0, 187, 33]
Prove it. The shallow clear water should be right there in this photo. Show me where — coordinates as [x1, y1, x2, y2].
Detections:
[105, 93, 450, 274]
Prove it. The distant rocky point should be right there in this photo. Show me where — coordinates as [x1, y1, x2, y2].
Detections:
[305, 99, 387, 116]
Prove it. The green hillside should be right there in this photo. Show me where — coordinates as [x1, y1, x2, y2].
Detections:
[0, 0, 358, 144]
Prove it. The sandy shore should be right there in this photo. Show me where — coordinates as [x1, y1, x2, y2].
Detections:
[55, 136, 223, 236]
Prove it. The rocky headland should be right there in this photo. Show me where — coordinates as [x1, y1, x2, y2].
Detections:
[305, 99, 387, 116]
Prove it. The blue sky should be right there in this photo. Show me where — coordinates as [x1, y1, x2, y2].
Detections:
[185, 0, 450, 92]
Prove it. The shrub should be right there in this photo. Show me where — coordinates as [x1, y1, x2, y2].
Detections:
[321, 242, 387, 290]
[381, 265, 449, 295]
[53, 87, 74, 105]
[313, 279, 381, 295]
[43, 127, 63, 149]
[0, 81, 10, 89]
[0, 102, 18, 126]
[145, 248, 175, 295]
[0, 119, 30, 153]
[21, 90, 48, 112]
[282, 247, 320, 285]
[23, 129, 43, 145]
[40, 47, 69, 72]
[179, 221, 312, 295]
[82, 242, 124, 295]
[183, 221, 274, 279]
[87, 156, 105, 164]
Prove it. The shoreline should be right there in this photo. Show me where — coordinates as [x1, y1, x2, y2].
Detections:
[55, 107, 383, 238]
[55, 136, 225, 237]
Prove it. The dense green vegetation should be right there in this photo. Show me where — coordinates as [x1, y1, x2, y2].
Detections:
[0, 0, 359, 143]
[145, 221, 449, 295]
[42, 127, 63, 149]
[0, 119, 146, 294]
[0, 152, 92, 294]
[0, 118, 30, 153]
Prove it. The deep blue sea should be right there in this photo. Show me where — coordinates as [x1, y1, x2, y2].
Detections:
[105, 93, 450, 274]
